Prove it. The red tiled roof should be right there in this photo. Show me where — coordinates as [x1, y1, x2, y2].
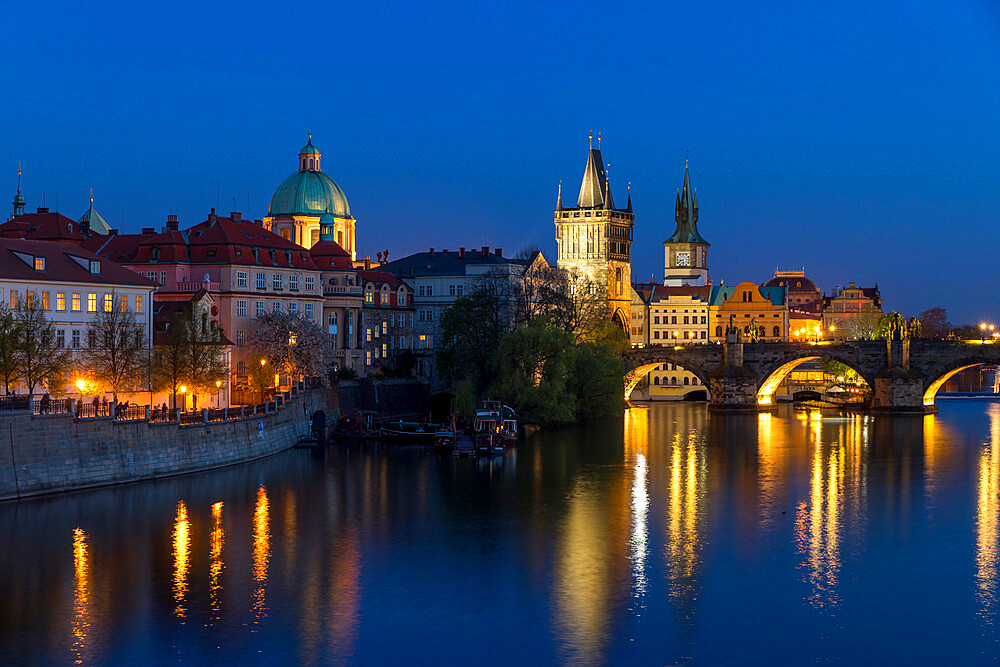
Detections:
[90, 213, 319, 270]
[0, 211, 86, 242]
[359, 269, 407, 288]
[309, 239, 354, 269]
[0, 238, 156, 287]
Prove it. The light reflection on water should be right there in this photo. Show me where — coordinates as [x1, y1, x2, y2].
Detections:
[3, 401, 1000, 663]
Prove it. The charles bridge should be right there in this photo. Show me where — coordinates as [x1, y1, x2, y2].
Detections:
[623, 336, 1000, 412]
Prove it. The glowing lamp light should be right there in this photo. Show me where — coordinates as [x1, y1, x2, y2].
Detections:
[75, 379, 87, 391]
[215, 380, 222, 388]
[260, 359, 267, 366]
[180, 385, 187, 394]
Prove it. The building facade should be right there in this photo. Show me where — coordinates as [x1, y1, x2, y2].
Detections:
[822, 282, 882, 339]
[308, 221, 365, 374]
[709, 282, 789, 342]
[554, 142, 634, 330]
[0, 238, 156, 396]
[262, 136, 357, 258]
[360, 269, 415, 371]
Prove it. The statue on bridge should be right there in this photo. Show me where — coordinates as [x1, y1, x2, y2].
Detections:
[881, 312, 922, 341]
[745, 318, 762, 343]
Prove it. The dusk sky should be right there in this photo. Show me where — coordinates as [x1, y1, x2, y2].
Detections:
[4, 0, 999, 323]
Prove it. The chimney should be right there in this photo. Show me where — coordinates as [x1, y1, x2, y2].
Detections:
[208, 208, 216, 224]
[230, 211, 242, 221]
[365, 257, 371, 270]
[458, 247, 465, 258]
[429, 248, 435, 258]
[165, 214, 179, 231]
[494, 248, 502, 256]
[36, 207, 49, 214]
[141, 227, 155, 235]
[481, 246, 489, 257]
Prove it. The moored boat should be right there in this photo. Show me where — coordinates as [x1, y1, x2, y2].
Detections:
[380, 420, 441, 443]
[473, 401, 518, 454]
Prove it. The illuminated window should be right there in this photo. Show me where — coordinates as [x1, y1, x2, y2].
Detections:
[365, 285, 374, 304]
[56, 293, 65, 311]
[103, 294, 112, 312]
[73, 293, 82, 311]
[136, 295, 143, 314]
[381, 288, 389, 305]
[119, 295, 128, 312]
[281, 228, 290, 241]
[382, 321, 387, 335]
[382, 343, 386, 357]
[34, 257, 45, 270]
[366, 328, 372, 342]
[41, 292, 49, 309]
[25, 291, 34, 308]
[366, 351, 371, 365]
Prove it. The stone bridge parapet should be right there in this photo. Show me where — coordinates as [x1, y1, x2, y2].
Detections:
[623, 339, 1000, 413]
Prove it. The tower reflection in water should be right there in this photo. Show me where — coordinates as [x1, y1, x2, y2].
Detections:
[209, 502, 224, 624]
[71, 527, 90, 665]
[172, 501, 190, 620]
[976, 403, 1000, 620]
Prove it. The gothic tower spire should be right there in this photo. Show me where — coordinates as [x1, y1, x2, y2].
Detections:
[12, 162, 25, 217]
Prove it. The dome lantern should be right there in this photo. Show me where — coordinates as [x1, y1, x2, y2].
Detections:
[298, 132, 321, 171]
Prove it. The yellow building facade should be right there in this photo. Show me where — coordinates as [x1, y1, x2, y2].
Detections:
[708, 281, 789, 342]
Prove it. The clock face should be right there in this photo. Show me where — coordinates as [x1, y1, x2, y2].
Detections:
[676, 252, 691, 267]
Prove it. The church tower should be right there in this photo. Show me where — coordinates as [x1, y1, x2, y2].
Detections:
[11, 164, 25, 218]
[554, 135, 634, 331]
[663, 160, 709, 286]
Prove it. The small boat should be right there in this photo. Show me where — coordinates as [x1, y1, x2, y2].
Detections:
[433, 428, 456, 454]
[380, 420, 441, 443]
[473, 401, 518, 454]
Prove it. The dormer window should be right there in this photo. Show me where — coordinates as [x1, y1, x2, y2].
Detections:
[89, 260, 100, 274]
[34, 257, 45, 271]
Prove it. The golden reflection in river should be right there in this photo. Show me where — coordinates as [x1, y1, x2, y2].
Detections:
[252, 485, 271, 622]
[665, 429, 705, 613]
[975, 402, 1000, 619]
[209, 502, 224, 623]
[631, 452, 649, 598]
[71, 527, 90, 665]
[793, 412, 868, 610]
[172, 501, 190, 620]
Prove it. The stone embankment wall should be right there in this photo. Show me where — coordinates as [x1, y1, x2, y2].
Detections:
[0, 387, 334, 501]
[336, 379, 430, 418]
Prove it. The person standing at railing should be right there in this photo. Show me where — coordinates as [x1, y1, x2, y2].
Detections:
[40, 393, 50, 415]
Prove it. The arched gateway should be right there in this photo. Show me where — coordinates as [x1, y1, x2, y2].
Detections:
[623, 339, 1000, 413]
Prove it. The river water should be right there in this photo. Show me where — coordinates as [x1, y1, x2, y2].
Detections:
[2, 399, 1000, 665]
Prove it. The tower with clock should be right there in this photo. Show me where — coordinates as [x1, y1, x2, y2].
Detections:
[663, 160, 709, 286]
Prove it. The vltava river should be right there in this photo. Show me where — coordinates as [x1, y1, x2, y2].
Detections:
[3, 400, 1000, 664]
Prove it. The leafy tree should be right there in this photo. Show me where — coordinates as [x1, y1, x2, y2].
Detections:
[567, 336, 627, 421]
[491, 319, 576, 425]
[438, 288, 512, 391]
[152, 303, 228, 409]
[0, 303, 22, 394]
[15, 298, 69, 396]
[85, 296, 148, 403]
[918, 307, 951, 339]
[846, 312, 881, 340]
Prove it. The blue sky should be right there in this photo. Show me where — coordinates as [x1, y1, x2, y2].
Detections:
[4, 0, 999, 323]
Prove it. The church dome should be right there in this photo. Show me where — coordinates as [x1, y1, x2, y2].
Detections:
[268, 168, 351, 218]
[267, 138, 352, 218]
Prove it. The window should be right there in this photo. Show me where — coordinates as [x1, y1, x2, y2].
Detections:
[281, 228, 290, 241]
[236, 330, 247, 346]
[87, 331, 96, 349]
[671, 316, 677, 324]
[256, 301, 265, 317]
[382, 321, 387, 335]
[382, 342, 387, 358]
[103, 294, 113, 312]
[56, 293, 65, 311]
[700, 331, 706, 339]
[236, 271, 248, 288]
[418, 286, 425, 297]
[305, 303, 314, 319]
[256, 273, 266, 290]
[449, 284, 456, 296]
[71, 330, 80, 348]
[398, 288, 406, 306]
[684, 377, 690, 386]
[119, 295, 128, 312]
[89, 260, 100, 274]
[273, 302, 281, 314]
[136, 295, 143, 314]
[366, 351, 371, 365]
[654, 376, 660, 385]
[160, 271, 166, 285]
[290, 275, 299, 291]
[87, 293, 97, 312]
[426, 285, 433, 297]
[237, 361, 247, 376]
[366, 328, 372, 342]
[365, 285, 374, 304]
[381, 289, 389, 306]
[72, 293, 81, 311]
[329, 313, 338, 333]
[56, 330, 65, 348]
[305, 276, 315, 292]
[41, 292, 49, 309]
[34, 257, 45, 271]
[289, 302, 298, 314]
[683, 316, 689, 324]
[654, 316, 660, 324]
[25, 291, 34, 308]
[389, 313, 396, 327]
[773, 325, 781, 337]
[272, 274, 283, 290]
[715, 325, 723, 337]
[654, 331, 660, 340]
[237, 300, 247, 317]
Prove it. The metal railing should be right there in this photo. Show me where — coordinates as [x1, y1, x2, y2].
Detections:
[114, 404, 147, 421]
[77, 402, 112, 418]
[34, 398, 73, 415]
[0, 396, 30, 412]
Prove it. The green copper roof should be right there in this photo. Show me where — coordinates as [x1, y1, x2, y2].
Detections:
[299, 141, 320, 156]
[666, 163, 707, 244]
[268, 170, 351, 218]
[78, 204, 112, 235]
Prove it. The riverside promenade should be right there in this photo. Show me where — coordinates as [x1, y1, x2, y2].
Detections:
[0, 379, 333, 501]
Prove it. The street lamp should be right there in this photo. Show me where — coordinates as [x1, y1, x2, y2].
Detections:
[179, 385, 187, 412]
[216, 379, 222, 406]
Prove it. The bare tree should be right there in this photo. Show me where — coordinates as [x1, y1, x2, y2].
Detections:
[152, 303, 228, 410]
[86, 296, 148, 403]
[543, 273, 607, 342]
[250, 311, 332, 380]
[15, 298, 69, 396]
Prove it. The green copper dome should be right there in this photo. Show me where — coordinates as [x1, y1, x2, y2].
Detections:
[299, 141, 320, 156]
[268, 170, 351, 218]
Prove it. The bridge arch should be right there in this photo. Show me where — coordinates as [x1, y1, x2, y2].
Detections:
[754, 353, 874, 406]
[921, 359, 995, 408]
[623, 355, 713, 402]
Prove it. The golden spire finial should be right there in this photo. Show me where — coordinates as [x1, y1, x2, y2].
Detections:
[17, 161, 21, 177]
[89, 187, 93, 205]
[685, 148, 690, 168]
[597, 131, 602, 149]
[308, 129, 312, 142]
[627, 181, 631, 190]
[588, 130, 593, 149]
